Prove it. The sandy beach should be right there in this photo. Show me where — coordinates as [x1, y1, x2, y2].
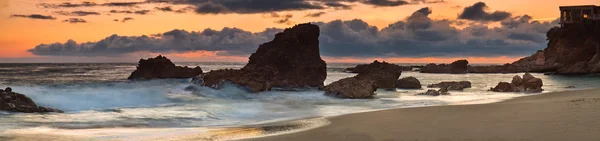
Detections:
[250, 89, 600, 141]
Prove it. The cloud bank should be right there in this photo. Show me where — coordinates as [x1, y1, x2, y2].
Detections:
[29, 6, 558, 58]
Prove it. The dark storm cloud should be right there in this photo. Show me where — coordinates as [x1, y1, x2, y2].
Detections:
[63, 18, 87, 23]
[55, 11, 100, 16]
[305, 12, 327, 17]
[10, 14, 56, 20]
[29, 7, 557, 58]
[190, 0, 324, 14]
[458, 2, 511, 22]
[39, 1, 163, 8]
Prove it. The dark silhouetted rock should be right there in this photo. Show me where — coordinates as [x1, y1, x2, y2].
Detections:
[396, 77, 421, 89]
[509, 26, 600, 75]
[417, 88, 450, 96]
[427, 81, 471, 91]
[420, 60, 469, 74]
[566, 86, 576, 89]
[490, 73, 543, 93]
[351, 61, 403, 90]
[0, 88, 62, 113]
[345, 62, 411, 73]
[324, 77, 377, 99]
[128, 55, 203, 80]
[490, 82, 513, 92]
[198, 23, 327, 92]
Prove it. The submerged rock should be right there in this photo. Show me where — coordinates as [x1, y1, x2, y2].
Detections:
[427, 81, 472, 91]
[417, 88, 450, 96]
[396, 77, 422, 89]
[490, 72, 543, 93]
[128, 55, 203, 80]
[199, 23, 327, 92]
[0, 87, 63, 113]
[324, 77, 377, 99]
[420, 60, 469, 74]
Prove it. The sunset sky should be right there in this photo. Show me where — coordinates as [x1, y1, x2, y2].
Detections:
[0, 0, 597, 63]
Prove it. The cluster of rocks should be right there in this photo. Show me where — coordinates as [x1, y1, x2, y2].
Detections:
[1, 87, 62, 113]
[427, 81, 472, 91]
[417, 89, 450, 96]
[345, 63, 412, 73]
[420, 60, 469, 74]
[194, 23, 327, 92]
[324, 61, 403, 99]
[490, 73, 543, 93]
[128, 55, 203, 80]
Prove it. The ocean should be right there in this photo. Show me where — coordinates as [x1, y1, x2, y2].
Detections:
[1, 63, 600, 140]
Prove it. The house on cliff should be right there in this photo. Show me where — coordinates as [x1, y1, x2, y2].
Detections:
[560, 5, 600, 28]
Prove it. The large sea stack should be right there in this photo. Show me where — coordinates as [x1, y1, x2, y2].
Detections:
[324, 61, 403, 99]
[128, 55, 203, 79]
[198, 23, 327, 92]
[0, 87, 63, 113]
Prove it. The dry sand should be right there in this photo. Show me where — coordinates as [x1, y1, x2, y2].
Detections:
[250, 89, 600, 141]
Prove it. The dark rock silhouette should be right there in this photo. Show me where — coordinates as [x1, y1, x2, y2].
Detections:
[490, 73, 543, 93]
[128, 55, 202, 80]
[417, 88, 449, 96]
[345, 62, 411, 73]
[427, 81, 472, 91]
[420, 60, 469, 74]
[324, 77, 377, 99]
[324, 61, 403, 98]
[197, 23, 327, 92]
[0, 87, 63, 113]
[396, 77, 421, 89]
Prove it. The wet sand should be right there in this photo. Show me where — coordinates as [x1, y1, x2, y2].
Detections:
[250, 89, 600, 141]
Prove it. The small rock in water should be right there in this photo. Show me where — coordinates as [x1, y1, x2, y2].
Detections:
[5, 87, 12, 93]
[566, 86, 576, 89]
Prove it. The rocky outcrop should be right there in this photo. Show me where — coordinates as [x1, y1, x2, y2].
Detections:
[427, 81, 471, 91]
[396, 77, 421, 89]
[509, 26, 600, 75]
[345, 62, 411, 73]
[490, 73, 543, 93]
[351, 61, 403, 90]
[417, 88, 449, 96]
[324, 61, 403, 99]
[420, 60, 469, 74]
[0, 87, 62, 113]
[323, 77, 377, 99]
[197, 23, 327, 92]
[128, 55, 202, 80]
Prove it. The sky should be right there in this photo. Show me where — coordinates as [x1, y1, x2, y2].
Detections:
[0, 0, 597, 63]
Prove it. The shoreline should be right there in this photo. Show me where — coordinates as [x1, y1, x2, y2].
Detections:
[246, 88, 600, 141]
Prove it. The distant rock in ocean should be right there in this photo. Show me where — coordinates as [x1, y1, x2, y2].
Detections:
[325, 61, 402, 98]
[128, 55, 203, 80]
[0, 87, 63, 113]
[396, 77, 422, 89]
[196, 23, 327, 92]
[345, 62, 412, 73]
[491, 73, 543, 93]
[427, 81, 472, 91]
[420, 60, 469, 74]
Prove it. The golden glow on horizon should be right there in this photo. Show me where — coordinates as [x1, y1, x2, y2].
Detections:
[0, 0, 597, 62]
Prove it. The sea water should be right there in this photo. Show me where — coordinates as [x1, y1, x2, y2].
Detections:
[1, 63, 599, 140]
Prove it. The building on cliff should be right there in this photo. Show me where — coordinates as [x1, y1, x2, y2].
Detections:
[559, 5, 600, 28]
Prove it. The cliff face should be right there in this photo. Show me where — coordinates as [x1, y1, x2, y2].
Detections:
[512, 26, 600, 74]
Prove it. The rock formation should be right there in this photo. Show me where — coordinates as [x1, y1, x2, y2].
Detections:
[475, 26, 600, 75]
[128, 55, 203, 80]
[345, 62, 411, 73]
[324, 61, 403, 98]
[417, 88, 449, 96]
[427, 81, 472, 91]
[490, 73, 543, 93]
[396, 77, 422, 89]
[420, 60, 469, 74]
[197, 23, 327, 92]
[0, 87, 63, 113]
[323, 77, 377, 99]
